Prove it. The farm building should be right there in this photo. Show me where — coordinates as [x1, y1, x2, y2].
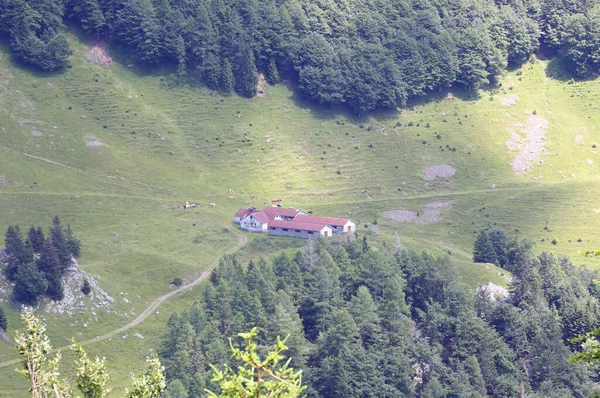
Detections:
[262, 206, 307, 221]
[234, 208, 256, 224]
[235, 206, 354, 239]
[269, 219, 333, 238]
[293, 215, 356, 233]
[239, 211, 270, 232]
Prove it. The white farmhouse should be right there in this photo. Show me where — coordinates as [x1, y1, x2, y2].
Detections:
[239, 211, 270, 232]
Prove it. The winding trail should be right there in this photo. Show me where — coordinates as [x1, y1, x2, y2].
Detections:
[0, 226, 247, 369]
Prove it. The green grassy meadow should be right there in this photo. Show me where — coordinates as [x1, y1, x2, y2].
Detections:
[1, 31, 600, 395]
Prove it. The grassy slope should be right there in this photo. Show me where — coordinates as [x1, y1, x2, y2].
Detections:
[0, 31, 599, 394]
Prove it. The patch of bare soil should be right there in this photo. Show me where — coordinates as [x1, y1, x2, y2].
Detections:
[31, 130, 42, 136]
[18, 119, 40, 127]
[500, 95, 519, 106]
[86, 46, 113, 67]
[423, 200, 455, 208]
[87, 141, 107, 148]
[383, 209, 443, 225]
[574, 124, 588, 144]
[256, 73, 266, 97]
[423, 164, 456, 181]
[507, 113, 549, 174]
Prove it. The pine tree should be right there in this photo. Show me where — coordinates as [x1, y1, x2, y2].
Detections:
[0, 306, 7, 331]
[46, 275, 64, 302]
[4, 225, 33, 281]
[219, 58, 234, 95]
[266, 57, 279, 84]
[27, 226, 45, 253]
[66, 224, 81, 259]
[50, 216, 71, 270]
[13, 262, 48, 305]
[473, 230, 498, 264]
[37, 238, 61, 280]
[176, 35, 187, 80]
[233, 46, 258, 97]
[203, 52, 221, 90]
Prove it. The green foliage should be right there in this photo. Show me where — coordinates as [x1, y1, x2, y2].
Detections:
[473, 230, 498, 265]
[15, 311, 166, 398]
[219, 59, 234, 95]
[27, 226, 45, 254]
[266, 58, 279, 84]
[2, 0, 583, 110]
[81, 278, 92, 295]
[13, 262, 48, 305]
[0, 306, 7, 331]
[206, 328, 306, 398]
[4, 224, 33, 281]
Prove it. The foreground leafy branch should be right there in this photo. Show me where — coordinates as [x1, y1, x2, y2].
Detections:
[15, 311, 165, 398]
[206, 328, 306, 398]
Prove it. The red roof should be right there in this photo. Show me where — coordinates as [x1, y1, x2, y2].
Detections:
[270, 219, 330, 232]
[262, 206, 301, 220]
[248, 211, 270, 224]
[234, 208, 254, 218]
[293, 215, 352, 227]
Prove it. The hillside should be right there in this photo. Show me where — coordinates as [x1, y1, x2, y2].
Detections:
[1, 30, 600, 394]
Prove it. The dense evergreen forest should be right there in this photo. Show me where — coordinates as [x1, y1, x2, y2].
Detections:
[159, 234, 600, 397]
[1, 0, 599, 111]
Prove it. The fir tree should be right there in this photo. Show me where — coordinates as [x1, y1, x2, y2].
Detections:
[66, 224, 81, 259]
[219, 58, 234, 95]
[4, 225, 33, 281]
[0, 306, 7, 331]
[46, 275, 64, 302]
[50, 216, 71, 270]
[203, 52, 221, 90]
[266, 57, 279, 84]
[27, 226, 45, 253]
[13, 262, 48, 305]
[473, 230, 498, 264]
[233, 46, 257, 97]
[176, 35, 187, 80]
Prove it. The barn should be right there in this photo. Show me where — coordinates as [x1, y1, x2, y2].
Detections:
[293, 215, 356, 234]
[262, 206, 307, 221]
[234, 208, 255, 224]
[269, 219, 333, 239]
[239, 211, 270, 232]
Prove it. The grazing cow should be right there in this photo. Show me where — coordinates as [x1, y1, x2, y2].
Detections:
[271, 198, 282, 203]
[245, 200, 251, 205]
[263, 201, 268, 205]
[209, 203, 216, 208]
[228, 188, 233, 193]
[241, 190, 245, 194]
[286, 184, 291, 189]
[183, 202, 197, 209]
[228, 196, 235, 201]
[250, 194, 255, 199]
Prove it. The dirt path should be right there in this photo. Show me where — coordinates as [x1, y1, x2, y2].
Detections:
[0, 328, 13, 346]
[0, 226, 247, 369]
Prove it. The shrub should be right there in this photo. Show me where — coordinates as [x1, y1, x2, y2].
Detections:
[551, 239, 557, 245]
[173, 278, 183, 287]
[81, 278, 91, 295]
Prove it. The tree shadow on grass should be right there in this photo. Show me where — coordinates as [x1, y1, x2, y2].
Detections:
[288, 88, 400, 123]
[545, 57, 598, 83]
[0, 36, 68, 80]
